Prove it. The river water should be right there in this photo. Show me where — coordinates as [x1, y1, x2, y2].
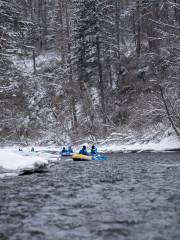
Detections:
[0, 152, 180, 240]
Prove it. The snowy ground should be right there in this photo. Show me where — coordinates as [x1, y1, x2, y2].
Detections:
[12, 51, 61, 75]
[71, 134, 180, 153]
[99, 135, 180, 153]
[0, 147, 59, 178]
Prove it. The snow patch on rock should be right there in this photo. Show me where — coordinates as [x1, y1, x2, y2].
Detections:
[0, 149, 48, 171]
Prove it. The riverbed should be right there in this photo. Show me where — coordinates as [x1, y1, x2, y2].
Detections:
[0, 152, 180, 240]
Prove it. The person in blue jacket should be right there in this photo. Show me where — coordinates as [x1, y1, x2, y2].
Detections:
[79, 145, 89, 155]
[91, 145, 98, 155]
[68, 146, 73, 153]
[61, 147, 67, 153]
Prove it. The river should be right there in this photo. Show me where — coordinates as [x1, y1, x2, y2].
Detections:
[0, 152, 180, 240]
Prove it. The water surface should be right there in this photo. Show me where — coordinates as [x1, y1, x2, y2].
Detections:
[0, 152, 180, 240]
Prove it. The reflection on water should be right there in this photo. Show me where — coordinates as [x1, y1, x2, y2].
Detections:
[0, 152, 180, 240]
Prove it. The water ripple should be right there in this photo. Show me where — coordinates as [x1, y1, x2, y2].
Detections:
[0, 152, 180, 239]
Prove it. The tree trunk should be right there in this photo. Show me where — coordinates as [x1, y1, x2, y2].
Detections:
[58, 0, 65, 64]
[42, 0, 47, 50]
[159, 85, 180, 137]
[65, 2, 78, 130]
[96, 35, 106, 126]
[32, 49, 36, 74]
[136, 0, 141, 56]
[174, 0, 180, 24]
[115, 0, 121, 84]
[147, 2, 160, 53]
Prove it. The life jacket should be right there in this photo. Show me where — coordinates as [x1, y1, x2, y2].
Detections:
[79, 149, 88, 155]
[91, 148, 97, 155]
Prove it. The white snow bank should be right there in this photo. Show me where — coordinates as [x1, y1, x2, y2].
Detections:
[0, 149, 48, 171]
[99, 135, 180, 153]
[29, 135, 179, 154]
[12, 51, 61, 75]
[2, 146, 60, 153]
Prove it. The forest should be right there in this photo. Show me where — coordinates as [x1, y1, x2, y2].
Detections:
[0, 0, 180, 144]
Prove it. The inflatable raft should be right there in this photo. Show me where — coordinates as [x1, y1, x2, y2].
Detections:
[72, 153, 108, 161]
[61, 152, 73, 157]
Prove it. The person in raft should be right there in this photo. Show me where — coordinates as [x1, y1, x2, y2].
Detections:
[31, 147, 35, 152]
[91, 145, 98, 155]
[68, 146, 73, 153]
[79, 145, 89, 155]
[61, 147, 67, 153]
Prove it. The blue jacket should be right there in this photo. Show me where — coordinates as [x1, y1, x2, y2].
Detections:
[79, 149, 89, 155]
[61, 149, 67, 153]
[68, 148, 73, 153]
[91, 148, 97, 155]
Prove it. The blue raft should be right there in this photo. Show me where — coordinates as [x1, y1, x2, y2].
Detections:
[92, 155, 108, 161]
[61, 151, 73, 156]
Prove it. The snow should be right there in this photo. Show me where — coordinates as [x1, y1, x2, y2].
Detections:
[0, 149, 48, 171]
[99, 135, 180, 153]
[12, 51, 61, 75]
[50, 135, 180, 154]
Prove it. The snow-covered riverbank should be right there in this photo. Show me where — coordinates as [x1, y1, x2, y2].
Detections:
[0, 134, 179, 176]
[71, 134, 180, 153]
[0, 149, 48, 170]
[99, 135, 180, 153]
[0, 148, 59, 178]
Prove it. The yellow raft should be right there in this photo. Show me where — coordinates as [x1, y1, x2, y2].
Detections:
[72, 153, 92, 161]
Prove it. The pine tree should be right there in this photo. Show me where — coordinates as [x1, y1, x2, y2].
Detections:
[72, 0, 116, 131]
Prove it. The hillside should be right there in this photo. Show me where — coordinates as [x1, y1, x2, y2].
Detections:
[0, 0, 180, 145]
